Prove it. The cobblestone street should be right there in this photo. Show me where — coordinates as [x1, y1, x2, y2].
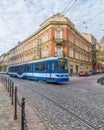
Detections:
[8, 73, 104, 130]
[0, 79, 48, 130]
[0, 74, 104, 130]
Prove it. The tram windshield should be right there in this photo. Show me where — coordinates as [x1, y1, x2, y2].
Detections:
[57, 58, 68, 71]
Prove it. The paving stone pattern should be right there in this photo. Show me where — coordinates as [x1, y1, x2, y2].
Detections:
[12, 74, 104, 130]
[0, 82, 21, 130]
[0, 81, 48, 130]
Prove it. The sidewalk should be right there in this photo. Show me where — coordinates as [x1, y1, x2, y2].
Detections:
[0, 81, 48, 130]
[0, 82, 21, 130]
[69, 75, 80, 81]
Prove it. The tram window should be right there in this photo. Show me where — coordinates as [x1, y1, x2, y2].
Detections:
[27, 64, 30, 71]
[40, 62, 45, 70]
[15, 66, 18, 72]
[33, 64, 35, 71]
[52, 62, 54, 71]
[12, 67, 14, 72]
[56, 59, 68, 71]
[35, 64, 38, 70]
[47, 64, 50, 71]
[11, 67, 13, 72]
[9, 68, 11, 72]
[20, 66, 24, 72]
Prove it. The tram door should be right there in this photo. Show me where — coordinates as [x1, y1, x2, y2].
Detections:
[47, 62, 54, 80]
[47, 62, 52, 79]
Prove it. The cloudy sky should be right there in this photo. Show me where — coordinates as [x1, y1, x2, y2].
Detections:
[0, 0, 104, 55]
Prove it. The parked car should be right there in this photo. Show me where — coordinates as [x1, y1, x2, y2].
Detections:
[87, 70, 94, 76]
[78, 71, 89, 77]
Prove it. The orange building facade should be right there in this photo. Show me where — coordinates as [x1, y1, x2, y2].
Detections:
[0, 13, 92, 74]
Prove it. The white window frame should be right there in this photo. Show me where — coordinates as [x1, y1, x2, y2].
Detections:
[56, 30, 62, 38]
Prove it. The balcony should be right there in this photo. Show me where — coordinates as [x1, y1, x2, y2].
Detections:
[54, 38, 64, 46]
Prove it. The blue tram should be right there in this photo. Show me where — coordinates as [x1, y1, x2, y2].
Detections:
[8, 57, 69, 83]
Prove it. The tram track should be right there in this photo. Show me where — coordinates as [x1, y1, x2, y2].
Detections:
[7, 75, 104, 130]
[20, 84, 96, 130]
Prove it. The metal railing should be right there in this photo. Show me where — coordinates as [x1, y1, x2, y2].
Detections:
[0, 75, 28, 130]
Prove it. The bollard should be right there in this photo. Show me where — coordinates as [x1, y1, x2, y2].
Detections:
[5, 77, 7, 87]
[8, 78, 9, 92]
[11, 83, 14, 105]
[14, 87, 17, 120]
[7, 78, 9, 89]
[9, 80, 12, 97]
[21, 97, 25, 130]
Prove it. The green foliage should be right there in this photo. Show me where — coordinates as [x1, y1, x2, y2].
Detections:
[33, 54, 37, 60]
[62, 50, 65, 57]
[100, 36, 104, 44]
[3, 65, 7, 71]
[55, 38, 64, 45]
[0, 66, 2, 71]
[100, 51, 104, 61]
[91, 48, 99, 54]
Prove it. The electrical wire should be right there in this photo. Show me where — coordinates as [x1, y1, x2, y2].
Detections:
[78, 9, 104, 28]
[53, 0, 77, 22]
[61, 0, 77, 15]
[24, 0, 36, 6]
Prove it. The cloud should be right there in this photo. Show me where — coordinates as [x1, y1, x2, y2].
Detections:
[0, 0, 104, 55]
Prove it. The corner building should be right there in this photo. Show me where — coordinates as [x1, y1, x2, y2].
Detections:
[9, 13, 92, 74]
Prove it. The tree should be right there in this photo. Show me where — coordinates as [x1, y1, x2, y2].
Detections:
[98, 51, 104, 61]
[100, 36, 104, 61]
[0, 66, 2, 71]
[100, 36, 104, 44]
[91, 48, 98, 71]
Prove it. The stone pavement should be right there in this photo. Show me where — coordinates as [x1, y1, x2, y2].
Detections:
[0, 81, 48, 130]
[0, 82, 21, 130]
[69, 75, 80, 81]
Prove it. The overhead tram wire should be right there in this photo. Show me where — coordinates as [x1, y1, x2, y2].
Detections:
[24, 0, 77, 24]
[81, 17, 104, 31]
[77, 9, 104, 28]
[53, 0, 77, 22]
[79, 14, 104, 32]
[23, 0, 36, 6]
[83, 9, 104, 24]
[53, 0, 73, 21]
[93, 16, 104, 25]
[61, 0, 76, 14]
[62, 0, 77, 15]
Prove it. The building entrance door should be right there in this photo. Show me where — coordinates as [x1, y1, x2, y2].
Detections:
[76, 65, 78, 75]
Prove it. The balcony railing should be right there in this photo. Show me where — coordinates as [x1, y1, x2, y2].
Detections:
[54, 38, 64, 46]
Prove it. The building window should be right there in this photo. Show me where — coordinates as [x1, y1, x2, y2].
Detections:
[80, 54, 82, 60]
[35, 39, 40, 57]
[42, 46, 48, 58]
[56, 30, 62, 38]
[75, 52, 79, 59]
[57, 47, 62, 56]
[69, 49, 74, 58]
[42, 32, 48, 42]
